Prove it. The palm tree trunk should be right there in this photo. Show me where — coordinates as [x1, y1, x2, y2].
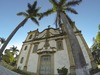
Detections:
[0, 18, 28, 61]
[60, 12, 90, 75]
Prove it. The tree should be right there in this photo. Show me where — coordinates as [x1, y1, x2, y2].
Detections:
[92, 25, 100, 65]
[39, 0, 89, 75]
[0, 37, 5, 48]
[10, 45, 19, 57]
[0, 1, 41, 59]
[2, 49, 14, 64]
[92, 47, 100, 65]
[3, 46, 19, 66]
[92, 41, 100, 65]
[96, 24, 100, 46]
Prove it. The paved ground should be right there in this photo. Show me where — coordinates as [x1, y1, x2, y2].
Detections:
[0, 65, 99, 75]
[94, 72, 100, 75]
[0, 65, 20, 75]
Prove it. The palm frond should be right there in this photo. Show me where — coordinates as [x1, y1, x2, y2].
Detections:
[27, 4, 34, 14]
[36, 13, 42, 17]
[66, 0, 82, 6]
[17, 12, 28, 17]
[39, 9, 53, 20]
[32, 1, 37, 10]
[34, 7, 41, 14]
[0, 37, 5, 43]
[99, 24, 100, 30]
[26, 9, 31, 14]
[66, 7, 78, 14]
[49, 0, 58, 6]
[31, 18, 39, 25]
[27, 3, 32, 9]
[59, 0, 66, 6]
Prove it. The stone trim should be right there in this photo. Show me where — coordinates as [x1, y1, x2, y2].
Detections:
[23, 31, 81, 43]
[16, 44, 24, 66]
[78, 33, 97, 69]
[37, 53, 54, 75]
[55, 38, 63, 41]
[70, 66, 76, 75]
[33, 42, 40, 44]
[24, 44, 32, 71]
[64, 35, 76, 75]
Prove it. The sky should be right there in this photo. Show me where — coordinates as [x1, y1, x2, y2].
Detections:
[0, 0, 100, 50]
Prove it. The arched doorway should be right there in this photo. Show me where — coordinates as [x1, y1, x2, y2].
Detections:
[39, 55, 51, 75]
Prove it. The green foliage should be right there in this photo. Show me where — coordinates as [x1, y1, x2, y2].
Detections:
[2, 45, 19, 66]
[10, 45, 19, 56]
[96, 25, 100, 46]
[92, 25, 100, 65]
[96, 32, 100, 46]
[17, 1, 41, 25]
[92, 49, 100, 64]
[90, 68, 100, 75]
[57, 66, 68, 75]
[92, 38, 100, 65]
[98, 24, 100, 30]
[39, 0, 82, 27]
[2, 50, 14, 64]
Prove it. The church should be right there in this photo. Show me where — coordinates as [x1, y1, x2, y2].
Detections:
[17, 22, 96, 75]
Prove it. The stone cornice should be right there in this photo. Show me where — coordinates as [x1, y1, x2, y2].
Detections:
[23, 30, 81, 43]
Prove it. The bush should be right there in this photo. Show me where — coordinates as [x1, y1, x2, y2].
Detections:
[90, 68, 100, 75]
[57, 66, 68, 75]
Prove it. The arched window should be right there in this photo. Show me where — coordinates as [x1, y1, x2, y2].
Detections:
[28, 34, 32, 39]
[56, 40, 63, 50]
[24, 46, 27, 50]
[32, 44, 38, 53]
[20, 57, 24, 64]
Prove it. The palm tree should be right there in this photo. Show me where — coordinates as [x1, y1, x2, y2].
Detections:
[0, 37, 5, 48]
[0, 1, 41, 60]
[39, 0, 90, 75]
[10, 45, 19, 57]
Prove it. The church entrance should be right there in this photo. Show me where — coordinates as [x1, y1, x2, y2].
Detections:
[39, 55, 51, 75]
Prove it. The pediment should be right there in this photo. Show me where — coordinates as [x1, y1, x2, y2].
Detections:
[37, 28, 60, 39]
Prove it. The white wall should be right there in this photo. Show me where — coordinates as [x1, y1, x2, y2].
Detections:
[54, 39, 70, 74]
[27, 53, 38, 73]
[17, 44, 31, 70]
[17, 28, 92, 74]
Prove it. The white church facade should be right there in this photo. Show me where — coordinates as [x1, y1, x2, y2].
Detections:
[17, 23, 96, 75]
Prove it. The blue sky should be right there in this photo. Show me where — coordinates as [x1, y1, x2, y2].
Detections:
[0, 0, 100, 50]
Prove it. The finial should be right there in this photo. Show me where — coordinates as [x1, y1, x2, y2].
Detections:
[36, 28, 38, 31]
[48, 25, 50, 28]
